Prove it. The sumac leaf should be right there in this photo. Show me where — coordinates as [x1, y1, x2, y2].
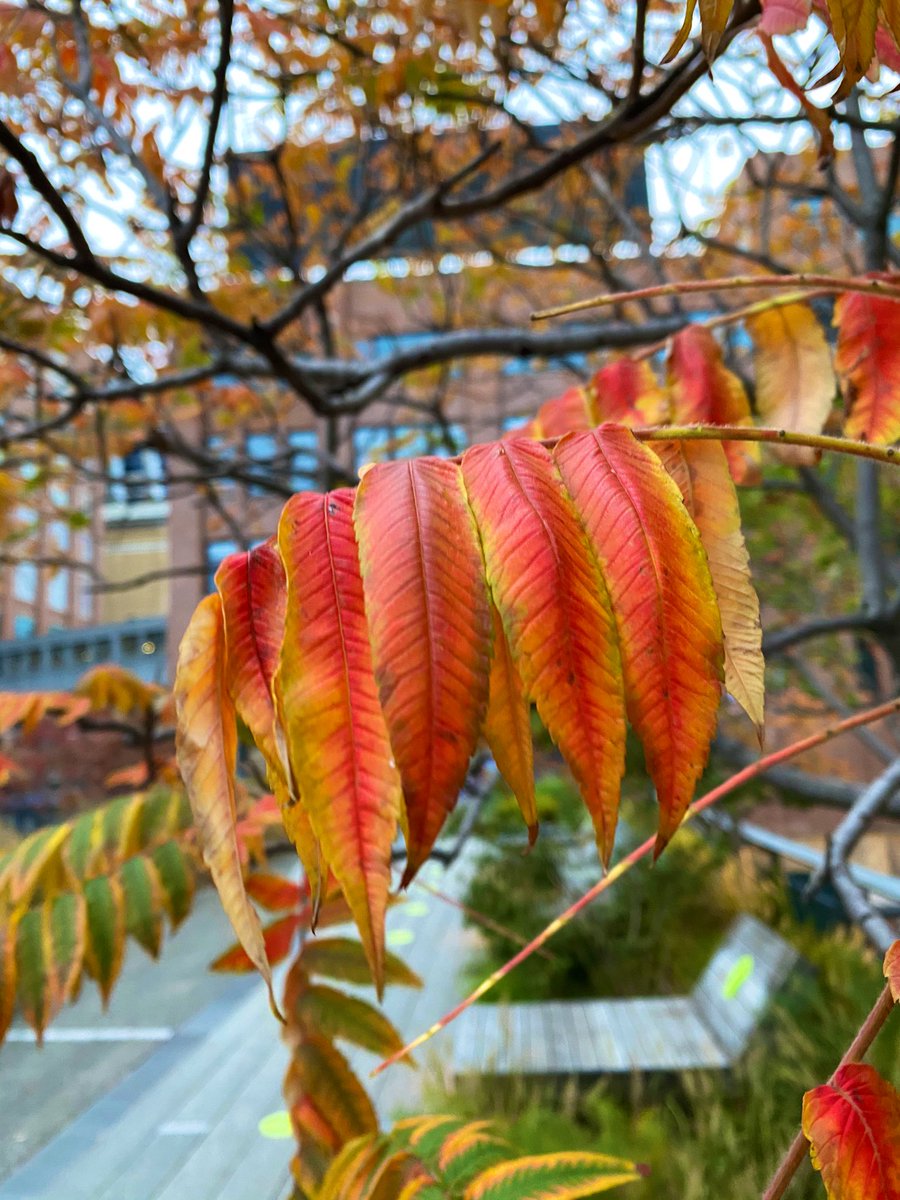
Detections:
[802, 1062, 900, 1200]
[555, 426, 724, 851]
[175, 593, 275, 1005]
[462, 438, 626, 864]
[277, 489, 402, 991]
[354, 459, 491, 885]
[834, 287, 900, 445]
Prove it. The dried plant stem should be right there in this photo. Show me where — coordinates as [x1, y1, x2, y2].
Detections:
[531, 273, 900, 322]
[632, 426, 898, 465]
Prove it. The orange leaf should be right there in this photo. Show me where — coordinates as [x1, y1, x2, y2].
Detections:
[823, 0, 878, 93]
[354, 459, 491, 886]
[215, 540, 285, 764]
[462, 439, 626, 864]
[747, 302, 835, 464]
[834, 288, 900, 445]
[211, 913, 300, 973]
[534, 386, 593, 437]
[76, 664, 163, 717]
[483, 606, 537, 844]
[668, 325, 762, 483]
[284, 1033, 377, 1146]
[803, 1063, 900, 1200]
[215, 541, 324, 896]
[174, 593, 276, 1010]
[245, 872, 303, 912]
[761, 35, 834, 162]
[104, 762, 150, 790]
[590, 358, 669, 426]
[0, 910, 17, 1043]
[654, 439, 764, 738]
[277, 490, 401, 992]
[885, 941, 900, 1003]
[555, 426, 723, 852]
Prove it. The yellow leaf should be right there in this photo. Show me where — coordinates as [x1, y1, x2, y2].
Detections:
[748, 302, 835, 465]
[655, 440, 765, 740]
[174, 594, 277, 1014]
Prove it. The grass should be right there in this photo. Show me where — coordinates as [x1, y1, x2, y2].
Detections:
[463, 777, 741, 1001]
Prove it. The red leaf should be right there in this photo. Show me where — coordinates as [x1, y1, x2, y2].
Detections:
[216, 542, 325, 897]
[483, 605, 537, 844]
[590, 358, 669, 426]
[277, 490, 401, 991]
[555, 426, 724, 851]
[803, 1063, 900, 1200]
[245, 873, 303, 912]
[462, 439, 626, 863]
[759, 0, 810, 34]
[216, 539, 285, 763]
[834, 287, 900, 445]
[354, 459, 492, 885]
[668, 325, 762, 483]
[534, 386, 593, 437]
[211, 913, 300, 972]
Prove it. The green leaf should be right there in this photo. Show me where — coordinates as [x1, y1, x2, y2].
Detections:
[15, 906, 48, 1039]
[120, 855, 164, 958]
[83, 875, 126, 1006]
[284, 1033, 377, 1145]
[301, 936, 422, 989]
[464, 1150, 643, 1198]
[293, 983, 412, 1062]
[151, 841, 195, 930]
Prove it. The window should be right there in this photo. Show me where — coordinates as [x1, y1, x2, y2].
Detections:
[108, 448, 166, 504]
[13, 614, 34, 639]
[352, 423, 466, 471]
[246, 433, 278, 496]
[207, 538, 239, 591]
[51, 520, 71, 552]
[47, 569, 69, 613]
[288, 430, 319, 491]
[13, 563, 38, 604]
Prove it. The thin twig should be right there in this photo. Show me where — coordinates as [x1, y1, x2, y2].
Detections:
[531, 273, 900, 322]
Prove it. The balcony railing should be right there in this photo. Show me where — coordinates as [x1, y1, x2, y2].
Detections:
[0, 619, 167, 691]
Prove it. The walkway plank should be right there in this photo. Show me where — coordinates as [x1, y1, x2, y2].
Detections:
[452, 915, 798, 1079]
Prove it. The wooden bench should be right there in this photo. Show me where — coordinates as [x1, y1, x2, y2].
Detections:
[452, 914, 798, 1078]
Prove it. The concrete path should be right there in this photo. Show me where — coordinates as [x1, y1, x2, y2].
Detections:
[0, 855, 480, 1200]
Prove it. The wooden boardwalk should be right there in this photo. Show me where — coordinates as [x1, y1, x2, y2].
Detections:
[1, 842, 798, 1200]
[0, 856, 480, 1200]
[452, 915, 798, 1078]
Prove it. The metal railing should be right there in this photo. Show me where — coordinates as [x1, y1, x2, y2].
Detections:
[0, 618, 168, 691]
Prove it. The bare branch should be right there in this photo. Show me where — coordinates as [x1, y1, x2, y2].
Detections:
[0, 120, 96, 262]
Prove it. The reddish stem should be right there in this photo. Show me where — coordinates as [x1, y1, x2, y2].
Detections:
[761, 983, 896, 1200]
[372, 696, 900, 1077]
